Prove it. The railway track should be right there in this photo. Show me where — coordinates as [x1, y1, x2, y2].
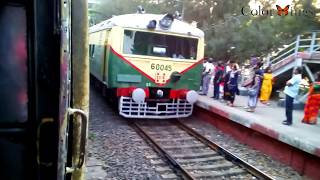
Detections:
[131, 120, 274, 180]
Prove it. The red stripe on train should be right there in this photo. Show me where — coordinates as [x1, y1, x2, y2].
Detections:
[109, 46, 203, 86]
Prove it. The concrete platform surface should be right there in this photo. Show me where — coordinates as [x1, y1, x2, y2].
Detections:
[195, 95, 320, 158]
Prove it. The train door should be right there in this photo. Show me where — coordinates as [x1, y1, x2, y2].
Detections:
[0, 2, 31, 179]
[0, 0, 62, 179]
[103, 30, 110, 85]
[0, 0, 88, 180]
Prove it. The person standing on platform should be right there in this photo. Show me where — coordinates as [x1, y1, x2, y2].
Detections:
[302, 71, 320, 125]
[200, 58, 214, 96]
[223, 66, 231, 102]
[213, 61, 224, 99]
[224, 64, 240, 107]
[246, 70, 262, 112]
[200, 59, 208, 91]
[225, 60, 232, 74]
[282, 67, 302, 125]
[260, 67, 273, 105]
[254, 61, 264, 76]
[223, 60, 235, 101]
[252, 61, 264, 101]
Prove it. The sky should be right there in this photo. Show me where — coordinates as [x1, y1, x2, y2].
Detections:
[249, 0, 294, 9]
[274, 0, 294, 7]
[249, 0, 320, 9]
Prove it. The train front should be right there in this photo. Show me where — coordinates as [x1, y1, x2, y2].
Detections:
[112, 14, 204, 118]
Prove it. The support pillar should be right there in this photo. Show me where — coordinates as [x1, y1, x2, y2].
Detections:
[303, 64, 315, 82]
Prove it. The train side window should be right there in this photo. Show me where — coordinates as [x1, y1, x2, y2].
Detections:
[0, 5, 28, 123]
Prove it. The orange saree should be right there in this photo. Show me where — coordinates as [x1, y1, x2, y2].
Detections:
[302, 82, 320, 124]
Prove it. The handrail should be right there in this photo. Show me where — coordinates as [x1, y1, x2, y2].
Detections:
[300, 45, 315, 48]
[270, 48, 295, 64]
[299, 38, 318, 42]
[267, 31, 320, 71]
[271, 42, 295, 57]
[282, 32, 315, 45]
[270, 35, 319, 60]
[268, 31, 320, 65]
[272, 54, 294, 67]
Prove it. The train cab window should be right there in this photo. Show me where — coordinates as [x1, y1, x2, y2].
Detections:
[0, 5, 28, 123]
[123, 30, 198, 60]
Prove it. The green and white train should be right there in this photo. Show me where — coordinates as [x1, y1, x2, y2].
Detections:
[89, 12, 205, 119]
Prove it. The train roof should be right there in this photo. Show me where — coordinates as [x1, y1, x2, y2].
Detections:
[89, 13, 204, 38]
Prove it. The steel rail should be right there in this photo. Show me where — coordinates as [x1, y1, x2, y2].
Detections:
[130, 121, 196, 180]
[175, 120, 275, 180]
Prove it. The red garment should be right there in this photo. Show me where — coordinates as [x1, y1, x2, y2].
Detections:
[214, 66, 224, 73]
[302, 82, 320, 124]
[214, 66, 225, 85]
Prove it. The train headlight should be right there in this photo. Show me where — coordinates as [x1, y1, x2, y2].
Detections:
[159, 14, 174, 30]
[156, 89, 164, 98]
[132, 88, 146, 103]
[147, 20, 157, 29]
[186, 90, 198, 104]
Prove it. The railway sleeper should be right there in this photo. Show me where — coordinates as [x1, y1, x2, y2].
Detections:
[147, 151, 217, 160]
[161, 173, 180, 179]
[159, 141, 203, 147]
[150, 159, 167, 165]
[153, 137, 195, 142]
[190, 168, 247, 178]
[157, 166, 248, 179]
[155, 166, 175, 173]
[156, 162, 235, 173]
[183, 162, 235, 171]
[176, 156, 224, 163]
[172, 151, 218, 159]
[142, 125, 181, 129]
[162, 144, 206, 149]
[146, 131, 187, 136]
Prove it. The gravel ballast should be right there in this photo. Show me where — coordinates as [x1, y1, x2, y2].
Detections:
[86, 88, 162, 179]
[87, 88, 305, 179]
[181, 117, 307, 180]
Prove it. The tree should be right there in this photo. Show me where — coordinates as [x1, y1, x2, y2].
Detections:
[89, 0, 320, 64]
[203, 0, 320, 63]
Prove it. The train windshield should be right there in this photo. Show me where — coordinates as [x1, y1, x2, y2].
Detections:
[123, 30, 198, 60]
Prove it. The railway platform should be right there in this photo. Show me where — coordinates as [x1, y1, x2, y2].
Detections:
[194, 94, 320, 179]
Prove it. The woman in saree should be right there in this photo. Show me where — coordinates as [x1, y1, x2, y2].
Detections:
[224, 64, 240, 107]
[302, 72, 320, 124]
[245, 70, 262, 112]
[260, 67, 273, 105]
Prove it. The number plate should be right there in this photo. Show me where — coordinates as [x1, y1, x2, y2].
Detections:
[150, 62, 173, 84]
[150, 62, 173, 72]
